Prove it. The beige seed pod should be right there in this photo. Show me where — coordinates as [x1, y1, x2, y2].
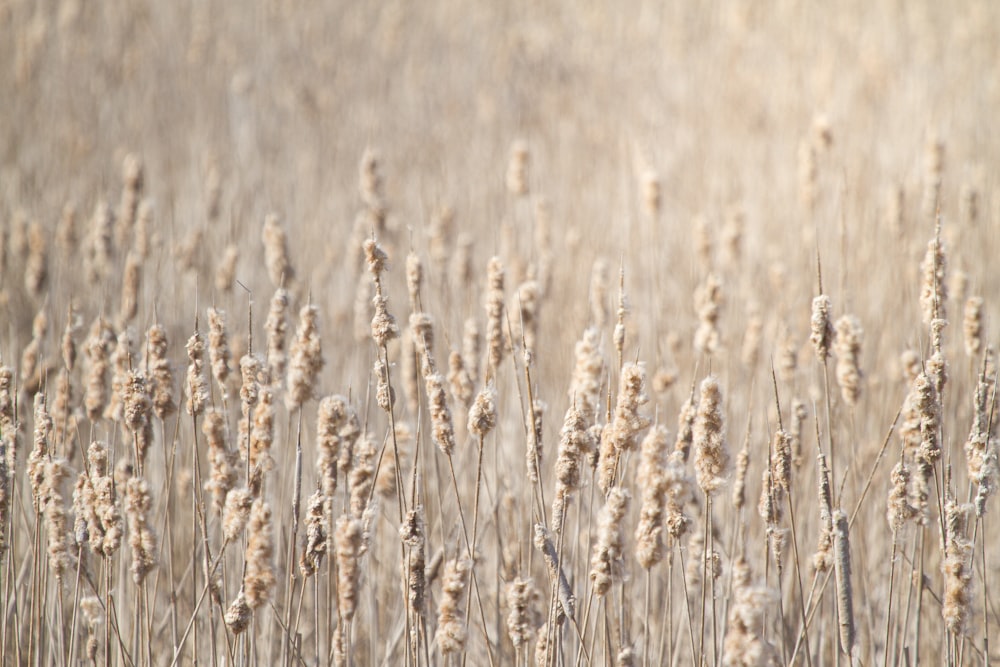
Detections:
[833, 509, 855, 656]
[125, 476, 157, 583]
[262, 213, 295, 289]
[590, 487, 630, 597]
[963, 296, 984, 357]
[436, 556, 472, 655]
[834, 315, 863, 406]
[215, 244, 239, 293]
[468, 382, 497, 438]
[243, 498, 276, 608]
[286, 303, 324, 410]
[810, 295, 834, 361]
[185, 327, 209, 417]
[693, 375, 729, 496]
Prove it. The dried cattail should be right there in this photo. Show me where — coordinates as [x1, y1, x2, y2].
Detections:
[119, 252, 141, 326]
[116, 153, 143, 247]
[635, 424, 670, 568]
[80, 595, 104, 661]
[694, 273, 723, 355]
[484, 256, 506, 373]
[349, 435, 376, 518]
[832, 509, 855, 656]
[203, 408, 237, 514]
[772, 429, 792, 491]
[125, 476, 157, 583]
[223, 487, 253, 543]
[777, 323, 798, 383]
[920, 225, 948, 325]
[426, 372, 456, 456]
[206, 307, 231, 396]
[224, 590, 252, 635]
[941, 499, 974, 635]
[590, 486, 630, 596]
[813, 450, 835, 572]
[122, 370, 154, 465]
[662, 450, 694, 541]
[335, 514, 365, 622]
[964, 296, 984, 357]
[965, 371, 991, 480]
[505, 577, 540, 649]
[359, 148, 386, 218]
[88, 442, 122, 557]
[373, 358, 394, 413]
[685, 530, 721, 589]
[506, 139, 530, 196]
[533, 523, 576, 618]
[243, 498, 275, 608]
[789, 400, 807, 467]
[468, 382, 497, 437]
[316, 395, 354, 502]
[103, 328, 132, 424]
[286, 303, 324, 410]
[84, 317, 114, 422]
[693, 375, 729, 495]
[975, 443, 998, 517]
[43, 457, 71, 579]
[51, 367, 74, 452]
[887, 457, 917, 531]
[145, 323, 176, 419]
[731, 431, 750, 511]
[721, 556, 779, 666]
[590, 258, 610, 329]
[675, 388, 697, 462]
[185, 327, 209, 417]
[249, 383, 275, 473]
[85, 200, 113, 284]
[834, 315, 863, 406]
[598, 363, 650, 493]
[613, 270, 628, 360]
[404, 251, 423, 312]
[551, 402, 597, 534]
[262, 213, 295, 289]
[237, 354, 260, 460]
[447, 350, 475, 410]
[400, 506, 426, 616]
[569, 327, 604, 422]
[0, 364, 14, 432]
[450, 233, 474, 295]
[526, 399, 545, 483]
[436, 556, 472, 655]
[28, 393, 52, 511]
[215, 244, 239, 293]
[133, 198, 153, 261]
[810, 295, 834, 362]
[518, 279, 540, 361]
[265, 287, 290, 384]
[741, 303, 763, 369]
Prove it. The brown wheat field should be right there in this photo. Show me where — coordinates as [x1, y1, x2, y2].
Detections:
[2, 1, 1000, 665]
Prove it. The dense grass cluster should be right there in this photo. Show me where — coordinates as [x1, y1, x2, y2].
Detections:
[2, 1, 1000, 665]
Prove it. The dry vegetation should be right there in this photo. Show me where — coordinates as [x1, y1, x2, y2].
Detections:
[2, 1, 1000, 665]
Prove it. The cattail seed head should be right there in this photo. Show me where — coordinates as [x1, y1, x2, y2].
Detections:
[590, 487, 630, 596]
[810, 295, 834, 361]
[286, 303, 324, 410]
[833, 509, 855, 656]
[693, 375, 729, 495]
[834, 315, 863, 405]
[468, 382, 497, 437]
[185, 328, 209, 417]
[262, 213, 295, 289]
[125, 476, 157, 583]
[963, 296, 984, 357]
[244, 498, 277, 609]
[436, 556, 472, 654]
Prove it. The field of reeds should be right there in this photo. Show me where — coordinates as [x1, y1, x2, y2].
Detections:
[2, 1, 1000, 665]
